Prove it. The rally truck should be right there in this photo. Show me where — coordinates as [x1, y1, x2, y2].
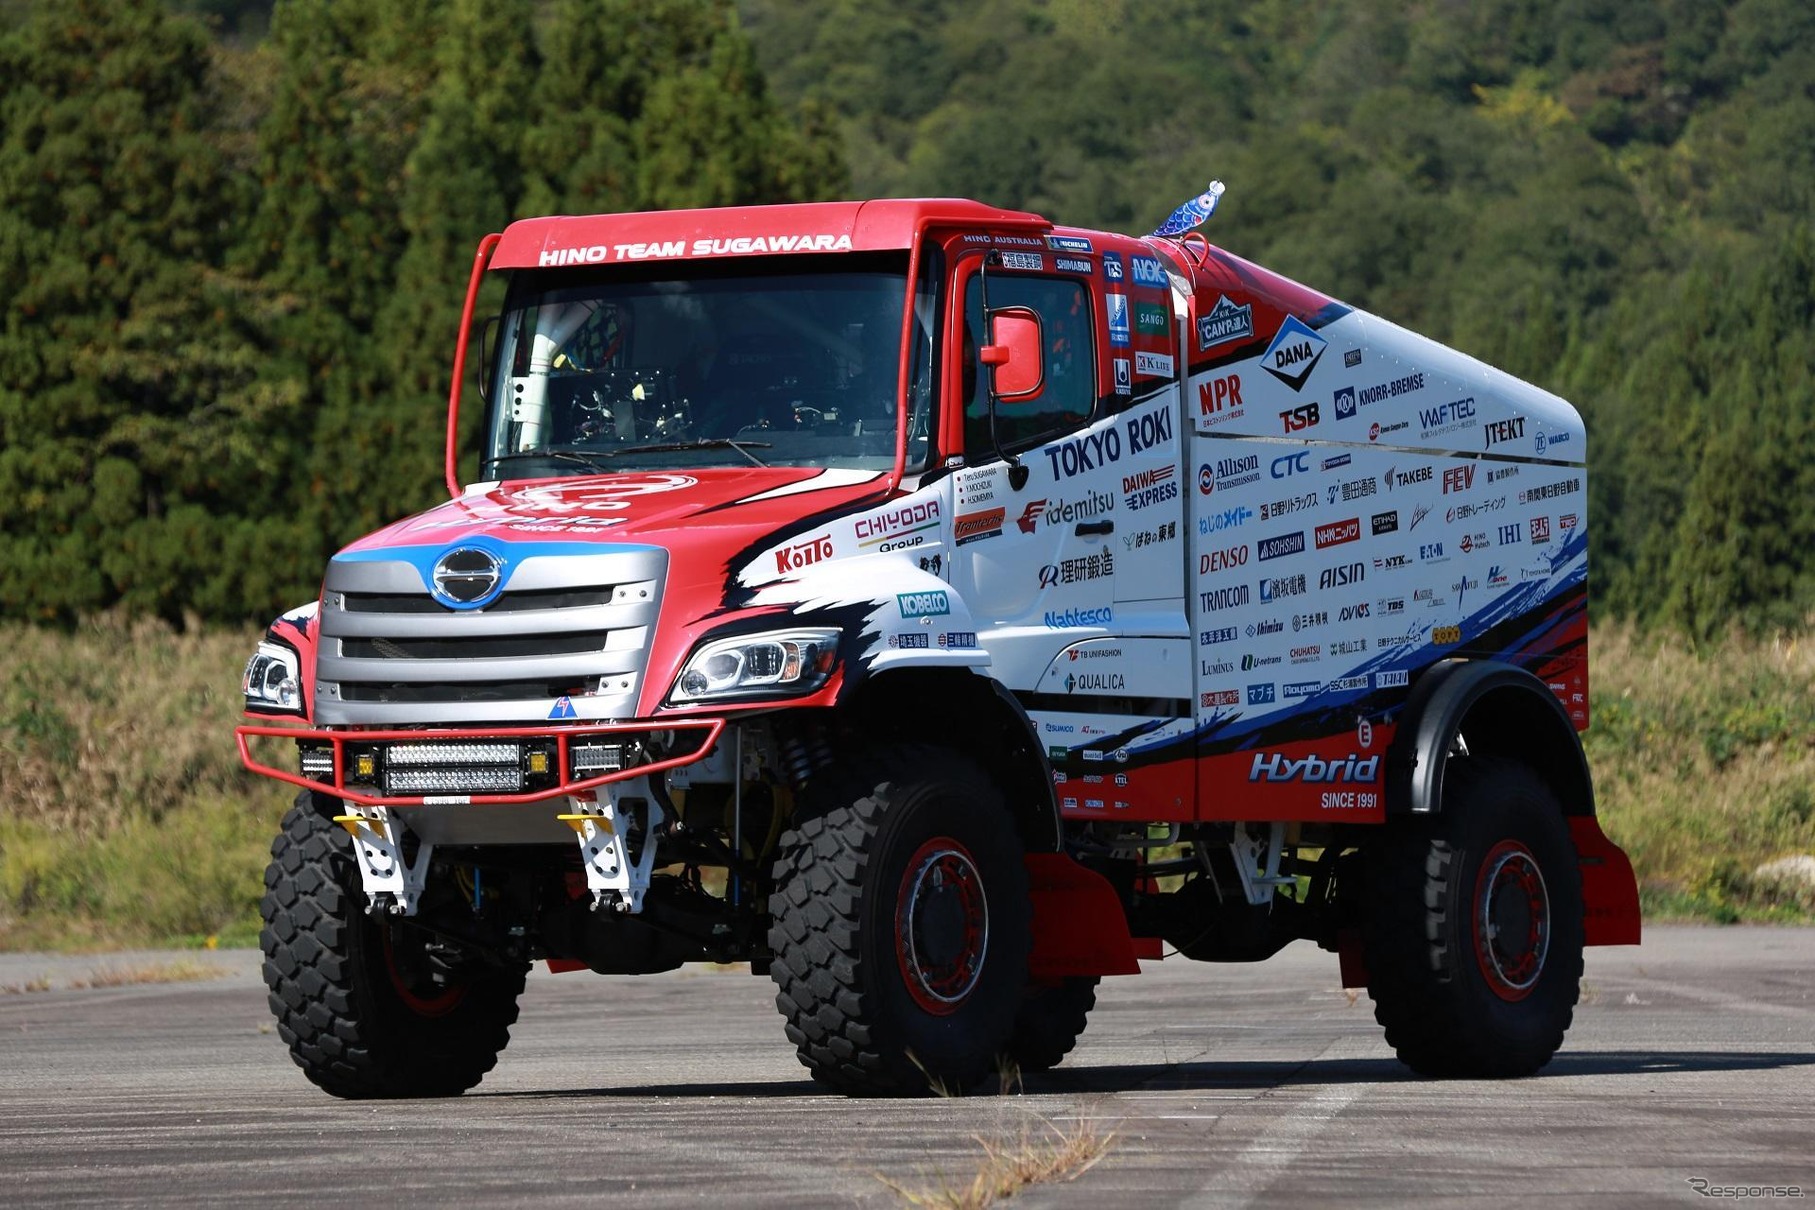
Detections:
[238, 195, 1640, 1099]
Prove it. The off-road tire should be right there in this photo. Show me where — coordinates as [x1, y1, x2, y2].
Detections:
[1006, 977, 1099, 1073]
[1364, 757, 1584, 1078]
[259, 790, 527, 1098]
[768, 746, 1031, 1096]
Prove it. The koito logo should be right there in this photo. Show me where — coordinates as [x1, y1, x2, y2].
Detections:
[775, 533, 833, 573]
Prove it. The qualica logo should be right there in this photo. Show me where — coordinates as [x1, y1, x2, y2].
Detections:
[1249, 753, 1381, 783]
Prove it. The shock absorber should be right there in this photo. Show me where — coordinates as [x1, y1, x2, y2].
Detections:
[774, 716, 834, 793]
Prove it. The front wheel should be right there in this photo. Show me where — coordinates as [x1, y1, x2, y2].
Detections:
[259, 791, 527, 1098]
[767, 747, 1031, 1096]
[1363, 757, 1584, 1078]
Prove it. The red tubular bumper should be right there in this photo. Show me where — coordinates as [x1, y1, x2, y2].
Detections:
[236, 718, 724, 807]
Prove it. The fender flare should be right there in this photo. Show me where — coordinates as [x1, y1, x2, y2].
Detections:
[1386, 658, 1594, 818]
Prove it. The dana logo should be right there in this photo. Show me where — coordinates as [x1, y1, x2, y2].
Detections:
[1333, 386, 1356, 420]
[1200, 544, 1249, 574]
[1248, 752, 1381, 783]
[1262, 315, 1327, 391]
[1247, 683, 1276, 705]
[1131, 255, 1168, 287]
[1197, 295, 1254, 349]
[897, 591, 950, 618]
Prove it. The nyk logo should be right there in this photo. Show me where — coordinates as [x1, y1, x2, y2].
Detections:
[1249, 752, 1380, 783]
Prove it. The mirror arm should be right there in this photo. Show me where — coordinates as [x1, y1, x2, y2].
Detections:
[978, 252, 1028, 487]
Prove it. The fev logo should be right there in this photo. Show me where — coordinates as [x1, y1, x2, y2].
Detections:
[1106, 293, 1130, 347]
[1261, 315, 1327, 392]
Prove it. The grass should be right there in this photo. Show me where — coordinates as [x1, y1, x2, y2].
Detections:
[878, 1115, 1116, 1208]
[1, 957, 233, 994]
[0, 616, 1810, 950]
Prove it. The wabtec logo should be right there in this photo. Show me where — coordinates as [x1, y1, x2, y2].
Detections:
[1249, 752, 1381, 783]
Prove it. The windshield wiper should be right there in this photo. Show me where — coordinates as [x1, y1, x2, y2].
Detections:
[486, 447, 616, 475]
[599, 439, 773, 467]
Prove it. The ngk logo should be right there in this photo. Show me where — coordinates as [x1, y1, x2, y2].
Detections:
[1249, 752, 1381, 783]
[775, 533, 833, 573]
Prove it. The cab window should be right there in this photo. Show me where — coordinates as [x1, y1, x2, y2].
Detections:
[961, 272, 1094, 459]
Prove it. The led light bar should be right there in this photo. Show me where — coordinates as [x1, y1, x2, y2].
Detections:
[384, 766, 525, 795]
[386, 742, 520, 766]
[570, 743, 624, 774]
[298, 748, 335, 780]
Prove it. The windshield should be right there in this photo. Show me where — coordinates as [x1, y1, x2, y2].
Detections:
[482, 253, 935, 479]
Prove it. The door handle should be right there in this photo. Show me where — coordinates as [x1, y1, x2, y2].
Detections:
[1075, 520, 1114, 536]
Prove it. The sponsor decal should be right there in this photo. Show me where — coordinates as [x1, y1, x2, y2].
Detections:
[1318, 561, 1365, 589]
[1560, 512, 1578, 531]
[1384, 465, 1434, 491]
[1376, 670, 1409, 688]
[1053, 256, 1092, 274]
[1272, 451, 1311, 479]
[1197, 294, 1253, 349]
[1260, 491, 1318, 521]
[1369, 419, 1410, 442]
[776, 532, 834, 573]
[1039, 550, 1115, 587]
[1044, 430, 1121, 481]
[1378, 596, 1406, 614]
[1330, 474, 1377, 505]
[1101, 251, 1124, 281]
[1375, 554, 1412, 572]
[954, 508, 1005, 545]
[1280, 401, 1321, 433]
[1262, 315, 1327, 391]
[1201, 657, 1235, 675]
[1483, 415, 1526, 449]
[1199, 584, 1251, 611]
[955, 465, 1001, 505]
[1446, 496, 1507, 522]
[999, 251, 1044, 271]
[1432, 625, 1462, 645]
[1124, 520, 1178, 549]
[1314, 518, 1360, 549]
[1017, 499, 1047, 534]
[1112, 357, 1131, 394]
[1457, 532, 1488, 554]
[1069, 671, 1127, 693]
[1344, 348, 1363, 368]
[1201, 689, 1241, 708]
[537, 234, 855, 265]
[1044, 606, 1113, 628]
[1135, 350, 1174, 377]
[1047, 234, 1094, 253]
[1419, 541, 1447, 562]
[1291, 614, 1328, 636]
[1519, 477, 1581, 504]
[1122, 465, 1178, 511]
[1282, 681, 1322, 700]
[1420, 396, 1477, 438]
[856, 499, 941, 546]
[1135, 302, 1170, 335]
[1530, 516, 1552, 544]
[1360, 372, 1425, 407]
[1249, 619, 1285, 638]
[549, 696, 578, 719]
[1200, 544, 1249, 574]
[1247, 683, 1277, 705]
[1453, 574, 1479, 607]
[897, 591, 950, 618]
[1442, 464, 1476, 494]
[1488, 564, 1510, 587]
[1124, 406, 1173, 455]
[1106, 293, 1130, 346]
[1197, 373, 1244, 423]
[938, 631, 978, 648]
[1259, 573, 1307, 602]
[1212, 453, 1260, 490]
[1130, 255, 1168, 288]
[1488, 465, 1521, 483]
[1200, 505, 1255, 534]
[1323, 453, 1352, 472]
[1200, 626, 1238, 645]
[1338, 603, 1370, 622]
[1409, 501, 1433, 529]
[1249, 752, 1380, 783]
[1257, 531, 1307, 561]
[1333, 386, 1357, 420]
[1372, 511, 1399, 536]
[889, 632, 929, 649]
[1536, 430, 1573, 455]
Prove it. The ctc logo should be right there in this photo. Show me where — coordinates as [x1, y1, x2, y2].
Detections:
[1270, 451, 1310, 479]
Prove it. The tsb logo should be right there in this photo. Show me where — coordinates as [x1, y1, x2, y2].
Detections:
[1279, 401, 1321, 433]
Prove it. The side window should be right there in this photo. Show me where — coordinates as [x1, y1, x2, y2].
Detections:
[962, 273, 1094, 460]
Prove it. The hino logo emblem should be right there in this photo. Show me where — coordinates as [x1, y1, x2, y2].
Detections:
[431, 547, 504, 607]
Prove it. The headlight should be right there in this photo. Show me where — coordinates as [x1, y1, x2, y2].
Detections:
[243, 641, 303, 714]
[668, 628, 840, 705]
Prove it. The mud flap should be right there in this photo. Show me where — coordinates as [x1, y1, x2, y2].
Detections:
[1568, 815, 1642, 946]
[1024, 853, 1144, 978]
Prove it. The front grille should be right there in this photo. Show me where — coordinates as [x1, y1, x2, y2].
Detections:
[314, 548, 667, 725]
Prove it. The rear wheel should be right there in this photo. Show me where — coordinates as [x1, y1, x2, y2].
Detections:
[1006, 977, 1099, 1073]
[259, 791, 526, 1098]
[1364, 757, 1583, 1078]
[768, 747, 1031, 1096]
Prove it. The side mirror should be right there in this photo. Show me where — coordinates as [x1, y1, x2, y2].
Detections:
[980, 307, 1044, 402]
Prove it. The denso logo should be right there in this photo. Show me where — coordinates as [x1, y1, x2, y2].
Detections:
[1249, 752, 1381, 783]
[775, 533, 833, 573]
[1262, 316, 1327, 391]
[1314, 518, 1360, 548]
[1200, 545, 1249, 573]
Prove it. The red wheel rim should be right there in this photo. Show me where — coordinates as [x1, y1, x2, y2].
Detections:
[895, 837, 989, 1016]
[381, 927, 467, 1018]
[1472, 839, 1551, 1002]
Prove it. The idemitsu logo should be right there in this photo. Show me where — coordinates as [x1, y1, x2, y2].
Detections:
[1249, 752, 1381, 783]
